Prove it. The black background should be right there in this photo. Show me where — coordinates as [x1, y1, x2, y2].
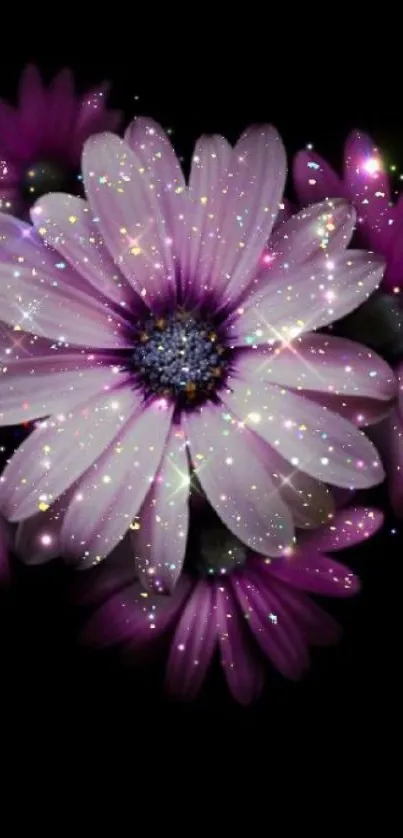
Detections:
[0, 26, 401, 767]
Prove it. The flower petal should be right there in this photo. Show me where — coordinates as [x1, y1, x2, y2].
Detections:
[0, 101, 30, 160]
[253, 439, 334, 529]
[383, 213, 403, 292]
[42, 69, 77, 159]
[344, 131, 394, 253]
[268, 199, 355, 268]
[222, 365, 384, 488]
[229, 249, 385, 346]
[231, 571, 309, 680]
[0, 213, 127, 349]
[31, 194, 139, 309]
[0, 382, 137, 521]
[82, 132, 176, 311]
[18, 65, 46, 145]
[265, 550, 359, 597]
[132, 425, 190, 593]
[72, 83, 122, 163]
[0, 355, 114, 426]
[235, 334, 396, 401]
[0, 323, 56, 360]
[300, 391, 395, 428]
[212, 125, 287, 309]
[81, 577, 191, 649]
[293, 149, 345, 205]
[71, 535, 138, 604]
[262, 575, 341, 646]
[215, 581, 265, 705]
[183, 402, 294, 557]
[298, 506, 384, 553]
[181, 133, 232, 302]
[14, 485, 77, 564]
[166, 580, 217, 699]
[61, 399, 174, 563]
[124, 116, 186, 250]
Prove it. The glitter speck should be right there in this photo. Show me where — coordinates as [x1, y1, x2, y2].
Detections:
[363, 156, 382, 175]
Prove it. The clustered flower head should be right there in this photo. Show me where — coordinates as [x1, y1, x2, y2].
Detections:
[0, 65, 401, 703]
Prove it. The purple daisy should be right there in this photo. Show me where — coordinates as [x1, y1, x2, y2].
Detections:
[293, 132, 403, 514]
[74, 504, 383, 704]
[0, 118, 395, 591]
[0, 64, 121, 217]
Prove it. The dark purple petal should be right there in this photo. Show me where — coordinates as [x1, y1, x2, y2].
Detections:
[260, 550, 360, 598]
[293, 149, 345, 205]
[298, 506, 384, 553]
[166, 580, 217, 699]
[231, 571, 309, 680]
[215, 581, 265, 705]
[263, 576, 341, 647]
[81, 577, 191, 650]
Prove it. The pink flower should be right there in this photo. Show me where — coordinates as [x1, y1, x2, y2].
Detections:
[75, 504, 383, 704]
[0, 119, 394, 591]
[0, 65, 121, 216]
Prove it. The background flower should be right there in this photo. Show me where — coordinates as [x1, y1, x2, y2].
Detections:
[0, 120, 394, 590]
[0, 64, 121, 217]
[72, 503, 383, 704]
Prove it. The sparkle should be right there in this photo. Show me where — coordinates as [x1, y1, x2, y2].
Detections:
[247, 412, 261, 424]
[363, 156, 382, 176]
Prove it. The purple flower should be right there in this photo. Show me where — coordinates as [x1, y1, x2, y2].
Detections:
[0, 65, 121, 216]
[293, 132, 403, 514]
[0, 119, 395, 591]
[75, 504, 383, 704]
[293, 131, 403, 292]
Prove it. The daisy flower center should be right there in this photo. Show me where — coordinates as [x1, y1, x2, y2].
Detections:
[22, 160, 82, 205]
[196, 525, 248, 577]
[130, 310, 229, 406]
